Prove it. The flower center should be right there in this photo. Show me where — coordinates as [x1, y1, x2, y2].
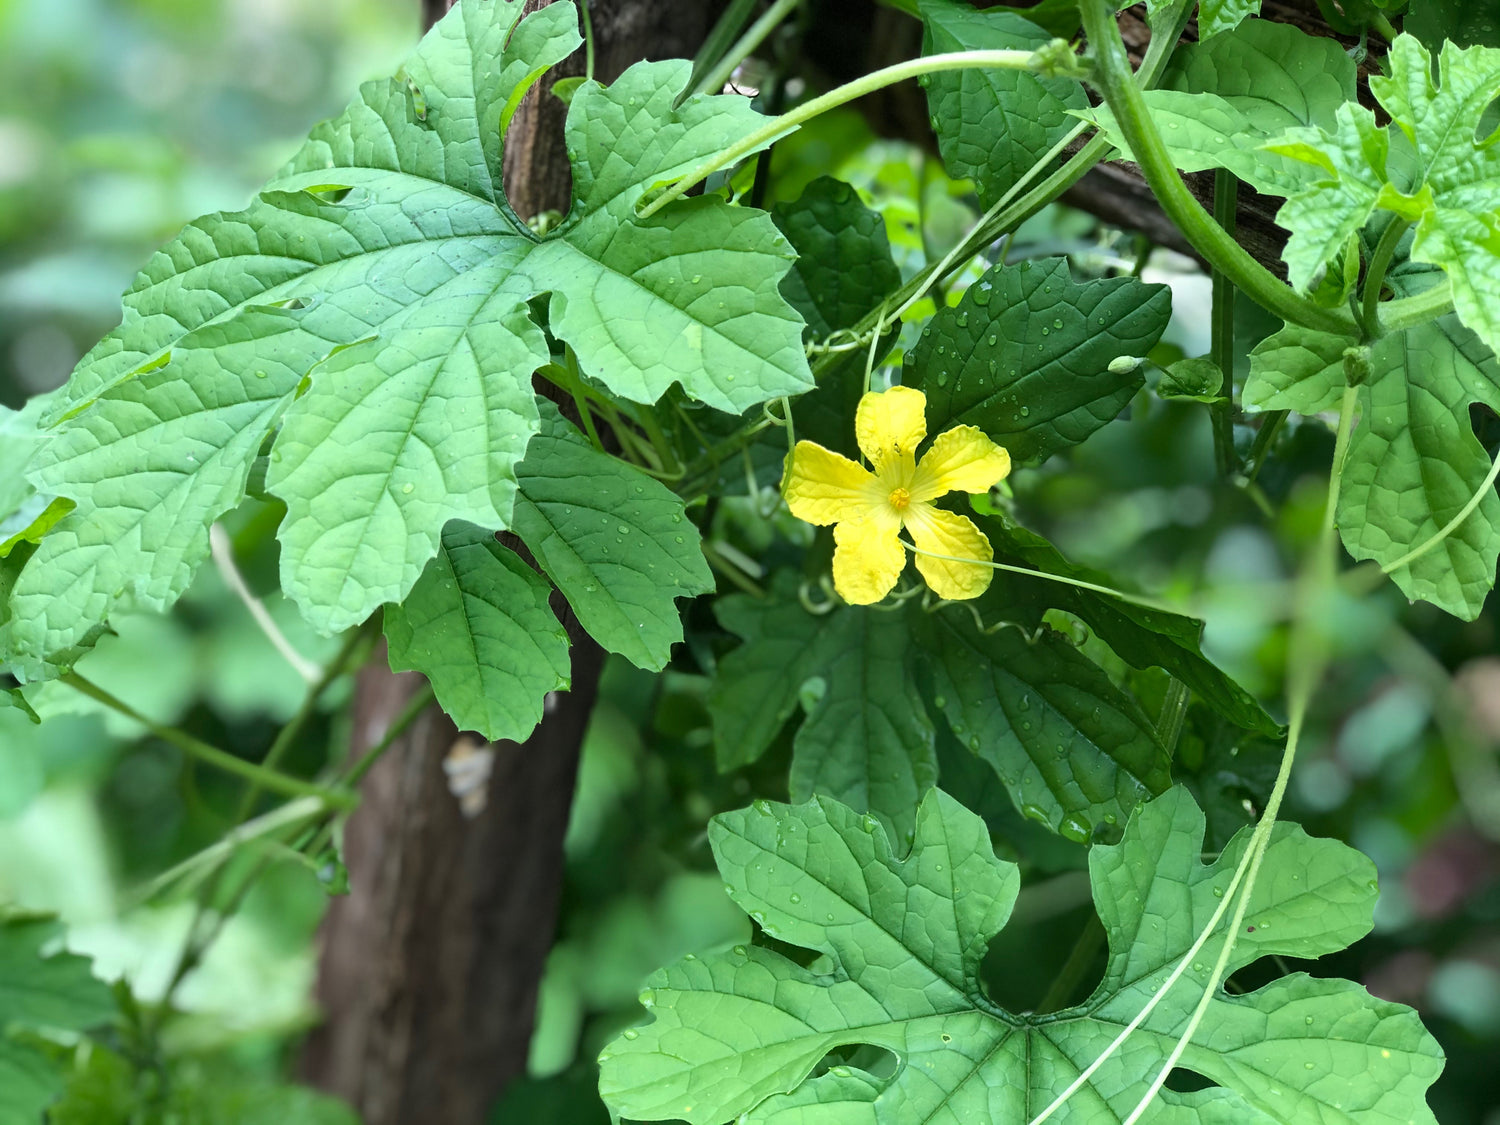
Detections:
[888, 487, 912, 511]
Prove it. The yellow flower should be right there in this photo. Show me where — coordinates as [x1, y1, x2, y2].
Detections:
[783, 385, 1012, 605]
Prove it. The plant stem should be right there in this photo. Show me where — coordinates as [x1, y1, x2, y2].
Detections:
[1120, 384, 1358, 1125]
[812, 0, 1191, 388]
[902, 541, 1184, 615]
[695, 0, 800, 99]
[1380, 276, 1452, 333]
[1209, 170, 1239, 477]
[128, 796, 327, 906]
[1241, 410, 1288, 488]
[62, 672, 355, 809]
[1379, 445, 1500, 575]
[233, 621, 371, 824]
[209, 524, 319, 684]
[1078, 0, 1354, 337]
[641, 48, 1044, 217]
[338, 683, 437, 788]
[1155, 677, 1191, 757]
[1361, 218, 1409, 338]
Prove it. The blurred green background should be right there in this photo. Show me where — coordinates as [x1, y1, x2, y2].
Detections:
[2, 1, 1499, 1123]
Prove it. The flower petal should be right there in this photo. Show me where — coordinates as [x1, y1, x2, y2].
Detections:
[910, 425, 1012, 503]
[904, 504, 994, 601]
[855, 386, 926, 479]
[832, 507, 906, 605]
[784, 441, 881, 525]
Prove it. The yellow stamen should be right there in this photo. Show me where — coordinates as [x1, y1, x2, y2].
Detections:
[888, 487, 912, 511]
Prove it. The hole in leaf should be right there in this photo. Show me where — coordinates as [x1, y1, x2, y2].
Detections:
[1470, 403, 1500, 457]
[979, 896, 1104, 1014]
[1163, 1067, 1215, 1093]
[811, 1042, 900, 1081]
[301, 184, 353, 204]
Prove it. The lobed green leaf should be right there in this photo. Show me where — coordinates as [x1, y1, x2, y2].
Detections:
[3, 0, 809, 670]
[599, 787, 1442, 1124]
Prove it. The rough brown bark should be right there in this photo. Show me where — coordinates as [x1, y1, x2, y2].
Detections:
[301, 3, 720, 1123]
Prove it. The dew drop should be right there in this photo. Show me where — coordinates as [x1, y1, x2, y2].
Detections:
[691, 274, 702, 284]
[617, 524, 630, 535]
[1020, 406, 1030, 417]
[933, 695, 947, 709]
[1212, 886, 1224, 898]
[1059, 814, 1091, 843]
[623, 1029, 639, 1040]
[402, 483, 414, 494]
[957, 311, 969, 327]
[1304, 1061, 1315, 1070]
[1053, 318, 1063, 329]
[1021, 803, 1049, 824]
[789, 893, 801, 904]
[254, 370, 267, 379]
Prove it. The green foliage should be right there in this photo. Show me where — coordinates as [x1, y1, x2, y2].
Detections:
[977, 514, 1282, 737]
[1337, 317, 1500, 619]
[772, 178, 902, 344]
[511, 405, 714, 673]
[1086, 20, 1355, 198]
[0, 914, 113, 1125]
[913, 609, 1171, 841]
[918, 0, 1087, 208]
[905, 258, 1172, 464]
[1, 0, 809, 672]
[1273, 35, 1500, 357]
[599, 787, 1442, 1124]
[709, 574, 937, 842]
[384, 520, 570, 744]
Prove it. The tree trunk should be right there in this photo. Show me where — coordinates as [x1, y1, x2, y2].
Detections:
[301, 3, 720, 1123]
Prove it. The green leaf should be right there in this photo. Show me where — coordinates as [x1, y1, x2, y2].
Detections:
[774, 177, 901, 452]
[977, 513, 1281, 736]
[0, 1043, 56, 1125]
[0, 685, 38, 724]
[1162, 19, 1357, 129]
[5, 0, 809, 665]
[1405, 0, 1500, 49]
[1157, 357, 1225, 403]
[709, 575, 936, 841]
[383, 519, 569, 743]
[1244, 323, 1354, 413]
[1338, 317, 1500, 619]
[511, 404, 714, 672]
[0, 914, 115, 1031]
[1273, 34, 1500, 359]
[1199, 0, 1265, 41]
[1087, 21, 1357, 200]
[0, 913, 114, 1125]
[918, 0, 1088, 208]
[1084, 91, 1327, 197]
[599, 787, 1443, 1124]
[905, 258, 1171, 463]
[771, 177, 901, 343]
[914, 608, 1171, 841]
